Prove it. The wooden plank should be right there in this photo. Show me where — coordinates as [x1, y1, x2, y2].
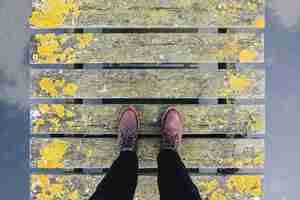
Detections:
[30, 138, 264, 169]
[30, 33, 264, 64]
[29, 0, 265, 29]
[31, 104, 265, 135]
[31, 68, 265, 98]
[31, 174, 264, 200]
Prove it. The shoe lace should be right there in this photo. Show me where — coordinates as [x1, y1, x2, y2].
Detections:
[162, 130, 180, 150]
[120, 126, 137, 149]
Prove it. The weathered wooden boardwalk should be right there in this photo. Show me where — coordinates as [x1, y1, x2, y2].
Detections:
[29, 0, 265, 200]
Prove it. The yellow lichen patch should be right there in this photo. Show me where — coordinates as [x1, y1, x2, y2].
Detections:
[239, 49, 257, 63]
[35, 33, 58, 41]
[30, 11, 64, 28]
[255, 16, 265, 28]
[251, 116, 265, 131]
[63, 47, 76, 63]
[38, 104, 50, 114]
[76, 144, 81, 151]
[34, 34, 62, 63]
[226, 176, 262, 197]
[63, 83, 79, 96]
[37, 38, 59, 58]
[32, 91, 39, 97]
[68, 190, 80, 200]
[33, 53, 39, 61]
[54, 79, 65, 87]
[228, 73, 251, 93]
[210, 188, 225, 200]
[66, 121, 75, 129]
[32, 174, 49, 188]
[52, 105, 65, 118]
[198, 179, 220, 199]
[33, 118, 45, 128]
[253, 154, 264, 166]
[85, 149, 94, 158]
[205, 179, 219, 193]
[77, 33, 94, 49]
[39, 78, 58, 97]
[29, 0, 80, 28]
[32, 175, 65, 200]
[34, 34, 75, 63]
[36, 192, 53, 200]
[37, 76, 79, 97]
[48, 184, 64, 197]
[38, 140, 69, 168]
[48, 117, 61, 131]
[66, 110, 74, 118]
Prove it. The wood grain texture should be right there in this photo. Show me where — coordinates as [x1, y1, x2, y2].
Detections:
[31, 104, 265, 135]
[29, 0, 265, 29]
[30, 33, 264, 64]
[31, 68, 265, 98]
[31, 174, 264, 200]
[30, 138, 264, 169]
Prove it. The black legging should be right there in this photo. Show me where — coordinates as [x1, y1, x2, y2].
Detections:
[89, 150, 202, 200]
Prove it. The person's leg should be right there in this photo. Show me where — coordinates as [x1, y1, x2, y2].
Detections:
[158, 150, 201, 200]
[89, 106, 140, 200]
[158, 106, 201, 200]
[89, 151, 138, 200]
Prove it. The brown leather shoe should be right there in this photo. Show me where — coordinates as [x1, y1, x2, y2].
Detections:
[118, 106, 139, 151]
[160, 106, 183, 150]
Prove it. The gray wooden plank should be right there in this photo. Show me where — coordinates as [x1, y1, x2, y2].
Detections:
[31, 104, 265, 135]
[30, 138, 264, 169]
[30, 33, 264, 64]
[29, 0, 265, 29]
[31, 68, 265, 98]
[31, 174, 264, 200]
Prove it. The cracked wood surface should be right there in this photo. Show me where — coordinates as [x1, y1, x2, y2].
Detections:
[31, 174, 264, 200]
[31, 104, 265, 135]
[31, 68, 265, 98]
[30, 138, 264, 169]
[31, 33, 264, 64]
[30, 0, 265, 29]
